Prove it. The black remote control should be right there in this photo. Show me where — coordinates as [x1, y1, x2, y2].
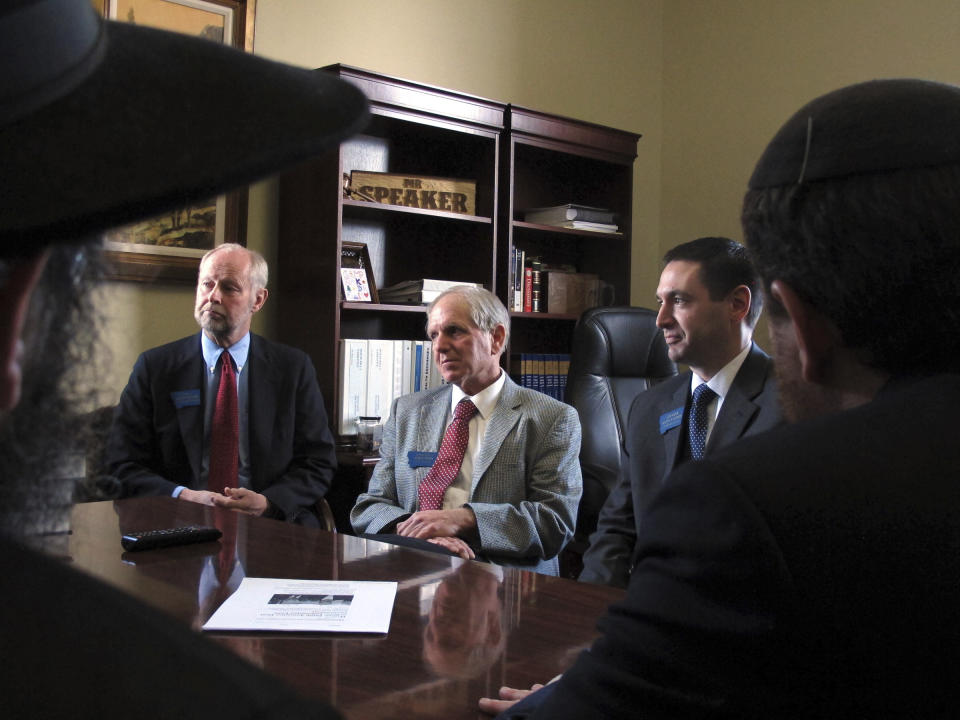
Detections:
[121, 525, 222, 552]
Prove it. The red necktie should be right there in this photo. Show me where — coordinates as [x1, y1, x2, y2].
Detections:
[418, 398, 477, 511]
[214, 509, 239, 588]
[208, 351, 238, 494]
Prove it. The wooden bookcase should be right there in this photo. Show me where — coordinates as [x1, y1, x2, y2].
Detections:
[500, 106, 640, 358]
[277, 65, 504, 430]
[276, 67, 639, 441]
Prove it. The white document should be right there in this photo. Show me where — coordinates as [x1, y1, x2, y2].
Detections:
[202, 578, 397, 633]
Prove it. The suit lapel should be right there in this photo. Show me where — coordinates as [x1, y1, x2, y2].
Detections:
[173, 334, 207, 484]
[706, 343, 768, 452]
[246, 335, 281, 479]
[658, 374, 691, 480]
[417, 386, 452, 452]
[472, 377, 521, 490]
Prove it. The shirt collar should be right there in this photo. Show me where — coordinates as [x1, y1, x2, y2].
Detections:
[201, 331, 251, 373]
[450, 369, 506, 419]
[691, 343, 752, 399]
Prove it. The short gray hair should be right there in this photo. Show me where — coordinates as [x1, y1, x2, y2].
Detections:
[199, 243, 268, 291]
[426, 286, 510, 351]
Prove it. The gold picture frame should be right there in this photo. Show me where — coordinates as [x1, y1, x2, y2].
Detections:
[96, 0, 257, 284]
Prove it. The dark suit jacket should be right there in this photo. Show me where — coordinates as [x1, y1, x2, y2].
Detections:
[579, 343, 781, 586]
[106, 333, 336, 525]
[500, 374, 960, 718]
[2, 536, 341, 719]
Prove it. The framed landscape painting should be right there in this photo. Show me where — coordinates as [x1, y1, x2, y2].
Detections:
[96, 0, 257, 283]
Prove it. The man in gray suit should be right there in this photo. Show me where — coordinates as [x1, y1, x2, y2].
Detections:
[351, 286, 582, 575]
[579, 237, 781, 587]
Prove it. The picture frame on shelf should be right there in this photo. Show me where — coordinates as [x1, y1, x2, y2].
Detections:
[340, 241, 379, 303]
[96, 0, 257, 284]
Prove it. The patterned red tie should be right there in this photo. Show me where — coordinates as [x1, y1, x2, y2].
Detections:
[208, 351, 238, 494]
[213, 509, 239, 588]
[418, 398, 477, 511]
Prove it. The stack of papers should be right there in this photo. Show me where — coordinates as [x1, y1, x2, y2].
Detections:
[522, 204, 619, 233]
[379, 279, 483, 305]
[203, 578, 398, 633]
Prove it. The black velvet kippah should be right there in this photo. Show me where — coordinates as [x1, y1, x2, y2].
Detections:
[749, 78, 960, 189]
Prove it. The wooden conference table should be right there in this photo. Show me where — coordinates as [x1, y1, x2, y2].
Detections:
[53, 497, 625, 720]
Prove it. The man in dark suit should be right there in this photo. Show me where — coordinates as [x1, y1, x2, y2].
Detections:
[106, 242, 336, 526]
[483, 79, 960, 718]
[0, 1, 367, 716]
[580, 236, 781, 587]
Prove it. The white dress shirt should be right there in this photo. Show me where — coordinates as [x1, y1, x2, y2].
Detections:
[441, 371, 507, 510]
[689, 343, 751, 446]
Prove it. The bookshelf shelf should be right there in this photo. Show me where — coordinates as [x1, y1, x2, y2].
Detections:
[512, 220, 624, 238]
[510, 311, 581, 321]
[342, 302, 430, 313]
[343, 198, 494, 224]
[277, 66, 638, 447]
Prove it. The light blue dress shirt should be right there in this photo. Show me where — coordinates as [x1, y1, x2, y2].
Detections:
[172, 332, 252, 497]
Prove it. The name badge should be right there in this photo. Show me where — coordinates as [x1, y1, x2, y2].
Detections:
[408, 451, 437, 468]
[171, 389, 201, 408]
[658, 407, 684, 434]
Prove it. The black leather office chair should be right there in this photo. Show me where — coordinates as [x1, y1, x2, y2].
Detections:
[77, 405, 122, 502]
[562, 306, 677, 577]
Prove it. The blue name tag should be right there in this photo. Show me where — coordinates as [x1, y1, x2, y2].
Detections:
[171, 389, 201, 408]
[408, 451, 437, 468]
[658, 407, 684, 434]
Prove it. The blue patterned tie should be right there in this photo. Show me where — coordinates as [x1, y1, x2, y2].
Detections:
[688, 384, 716, 460]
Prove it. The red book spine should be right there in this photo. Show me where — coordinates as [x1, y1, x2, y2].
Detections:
[523, 266, 533, 312]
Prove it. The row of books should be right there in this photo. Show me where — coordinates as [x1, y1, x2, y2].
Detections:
[509, 250, 544, 312]
[508, 248, 600, 316]
[338, 338, 445, 435]
[522, 203, 619, 233]
[511, 353, 572, 402]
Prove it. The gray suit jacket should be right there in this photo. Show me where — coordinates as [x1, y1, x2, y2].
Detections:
[579, 343, 781, 586]
[350, 374, 582, 575]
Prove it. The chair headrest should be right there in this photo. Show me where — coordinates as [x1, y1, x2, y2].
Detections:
[570, 306, 676, 379]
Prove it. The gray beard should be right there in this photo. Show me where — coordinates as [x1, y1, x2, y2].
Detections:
[195, 307, 235, 346]
[0, 242, 111, 542]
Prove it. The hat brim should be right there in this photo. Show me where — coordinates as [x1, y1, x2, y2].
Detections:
[0, 20, 368, 250]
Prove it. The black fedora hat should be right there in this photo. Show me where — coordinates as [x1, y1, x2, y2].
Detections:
[0, 0, 369, 254]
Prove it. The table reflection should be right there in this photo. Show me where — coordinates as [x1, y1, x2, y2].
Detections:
[423, 559, 505, 678]
[61, 498, 623, 720]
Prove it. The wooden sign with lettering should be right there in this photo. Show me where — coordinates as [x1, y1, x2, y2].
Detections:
[348, 171, 475, 215]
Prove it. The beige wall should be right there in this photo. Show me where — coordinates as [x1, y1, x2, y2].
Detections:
[99, 0, 960, 398]
[98, 0, 663, 401]
[662, 0, 960, 248]
[659, 0, 960, 345]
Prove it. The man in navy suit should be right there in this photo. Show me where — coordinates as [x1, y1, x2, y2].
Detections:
[579, 236, 781, 587]
[483, 79, 960, 718]
[106, 243, 336, 526]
